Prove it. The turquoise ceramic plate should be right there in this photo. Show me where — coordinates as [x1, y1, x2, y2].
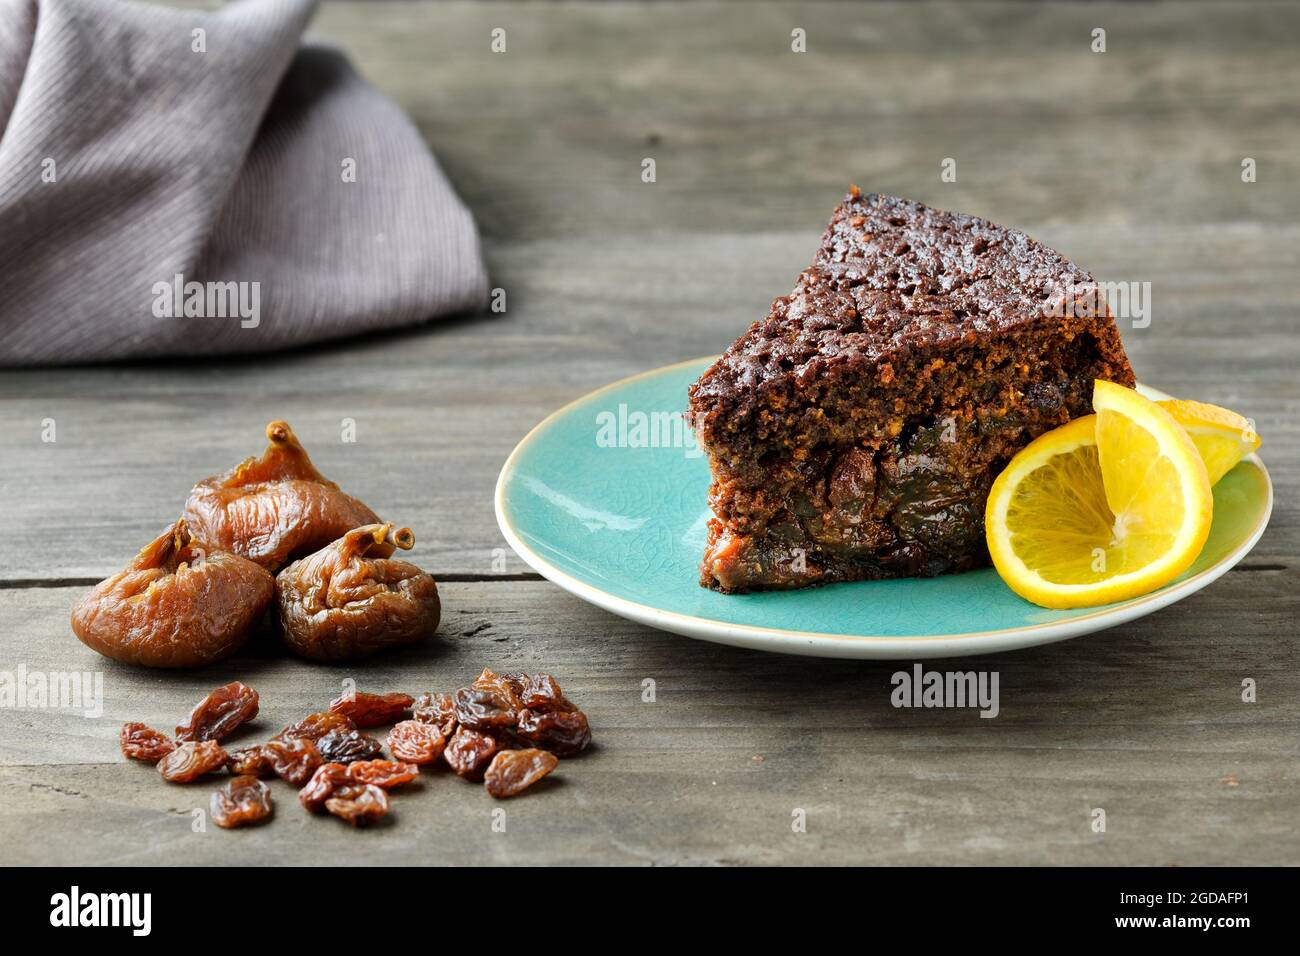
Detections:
[496, 358, 1272, 659]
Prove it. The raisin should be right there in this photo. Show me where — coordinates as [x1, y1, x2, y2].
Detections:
[487, 669, 529, 697]
[519, 673, 573, 711]
[474, 667, 525, 698]
[210, 775, 274, 828]
[277, 711, 355, 743]
[183, 421, 381, 571]
[386, 721, 446, 765]
[412, 692, 457, 736]
[443, 727, 500, 780]
[346, 760, 420, 789]
[299, 763, 351, 813]
[120, 723, 175, 763]
[328, 691, 414, 728]
[516, 707, 591, 757]
[71, 520, 274, 669]
[157, 740, 229, 783]
[484, 749, 559, 798]
[226, 746, 274, 778]
[262, 737, 324, 786]
[316, 728, 383, 764]
[276, 524, 440, 662]
[175, 681, 260, 742]
[453, 685, 518, 732]
[324, 784, 390, 826]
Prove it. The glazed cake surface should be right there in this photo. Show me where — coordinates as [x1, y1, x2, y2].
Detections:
[688, 190, 1136, 592]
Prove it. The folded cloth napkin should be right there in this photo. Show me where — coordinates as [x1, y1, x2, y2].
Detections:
[0, 0, 489, 365]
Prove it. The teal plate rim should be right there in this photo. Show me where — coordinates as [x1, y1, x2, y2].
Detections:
[495, 357, 1274, 659]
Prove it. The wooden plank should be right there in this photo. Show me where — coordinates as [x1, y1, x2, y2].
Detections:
[1, 576, 1296, 865]
[308, 1, 1300, 241]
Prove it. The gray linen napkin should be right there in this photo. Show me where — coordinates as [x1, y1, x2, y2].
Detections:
[0, 0, 489, 365]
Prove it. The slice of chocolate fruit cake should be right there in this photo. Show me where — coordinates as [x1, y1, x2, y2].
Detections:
[688, 190, 1136, 592]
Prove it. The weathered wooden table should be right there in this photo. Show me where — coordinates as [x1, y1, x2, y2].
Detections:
[1, 1, 1296, 866]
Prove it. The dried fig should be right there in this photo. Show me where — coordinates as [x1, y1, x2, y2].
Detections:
[183, 421, 380, 571]
[71, 520, 274, 668]
[276, 524, 441, 662]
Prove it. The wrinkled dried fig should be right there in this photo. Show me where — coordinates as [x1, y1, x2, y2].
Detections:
[71, 520, 274, 668]
[276, 524, 441, 662]
[183, 421, 380, 571]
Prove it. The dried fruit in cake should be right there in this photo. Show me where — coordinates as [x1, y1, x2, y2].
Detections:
[157, 740, 229, 783]
[71, 520, 274, 668]
[210, 775, 273, 828]
[484, 749, 559, 798]
[328, 691, 414, 728]
[276, 524, 441, 662]
[175, 681, 259, 742]
[182, 421, 380, 571]
[120, 723, 176, 763]
[688, 190, 1136, 592]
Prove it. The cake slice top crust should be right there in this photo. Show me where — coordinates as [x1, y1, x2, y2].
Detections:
[690, 190, 1114, 414]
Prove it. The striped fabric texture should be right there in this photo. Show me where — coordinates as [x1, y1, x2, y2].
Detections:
[0, 0, 489, 365]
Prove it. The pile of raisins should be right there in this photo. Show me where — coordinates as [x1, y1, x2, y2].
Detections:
[120, 671, 591, 829]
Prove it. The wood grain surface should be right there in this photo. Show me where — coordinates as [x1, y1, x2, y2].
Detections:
[0, 1, 1296, 866]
